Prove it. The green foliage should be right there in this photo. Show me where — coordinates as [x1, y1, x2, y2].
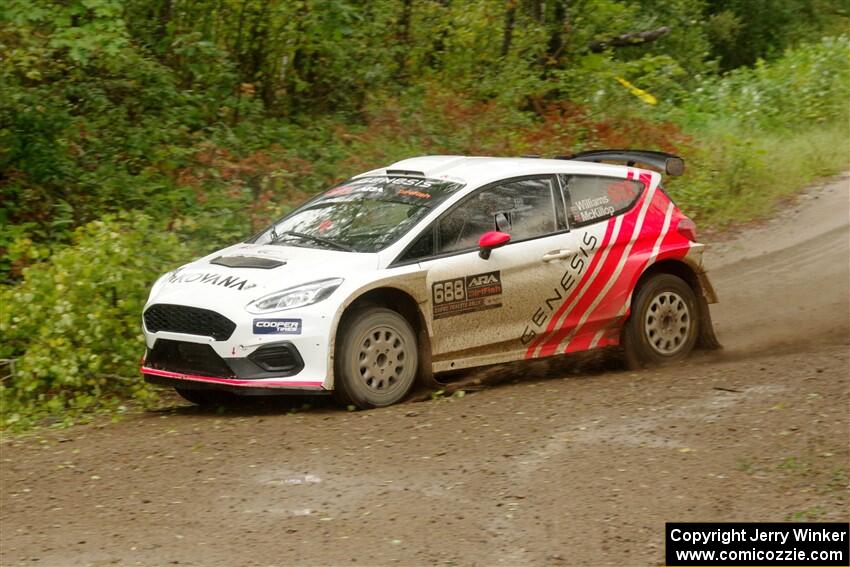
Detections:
[0, 214, 188, 428]
[662, 36, 850, 225]
[704, 0, 850, 69]
[670, 124, 849, 226]
[675, 36, 850, 131]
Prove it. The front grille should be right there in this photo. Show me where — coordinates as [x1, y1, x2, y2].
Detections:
[144, 304, 236, 341]
[146, 339, 235, 378]
[248, 343, 304, 374]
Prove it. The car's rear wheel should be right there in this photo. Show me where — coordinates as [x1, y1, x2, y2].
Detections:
[623, 274, 699, 369]
[174, 387, 236, 406]
[334, 307, 418, 409]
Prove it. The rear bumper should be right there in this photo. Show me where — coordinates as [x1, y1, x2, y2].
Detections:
[142, 366, 327, 394]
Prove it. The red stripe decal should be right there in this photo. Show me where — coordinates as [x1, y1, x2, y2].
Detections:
[524, 170, 685, 359]
[141, 366, 325, 389]
[617, 210, 692, 320]
[528, 172, 646, 359]
[523, 217, 617, 358]
[562, 179, 668, 353]
[540, 207, 641, 356]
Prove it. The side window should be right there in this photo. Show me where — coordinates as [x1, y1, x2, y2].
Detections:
[435, 176, 559, 255]
[401, 226, 435, 261]
[561, 175, 644, 228]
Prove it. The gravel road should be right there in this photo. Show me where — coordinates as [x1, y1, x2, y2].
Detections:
[2, 175, 848, 567]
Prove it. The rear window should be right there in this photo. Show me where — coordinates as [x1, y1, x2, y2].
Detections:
[560, 175, 644, 228]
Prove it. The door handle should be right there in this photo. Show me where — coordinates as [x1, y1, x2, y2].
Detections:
[542, 249, 574, 262]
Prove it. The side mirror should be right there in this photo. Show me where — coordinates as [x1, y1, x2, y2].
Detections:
[478, 231, 511, 260]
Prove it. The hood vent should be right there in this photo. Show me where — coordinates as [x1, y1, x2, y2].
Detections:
[210, 255, 286, 269]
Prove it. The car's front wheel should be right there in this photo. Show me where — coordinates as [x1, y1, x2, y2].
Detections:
[334, 307, 419, 409]
[623, 274, 699, 368]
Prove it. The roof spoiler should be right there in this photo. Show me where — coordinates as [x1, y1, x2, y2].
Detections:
[557, 149, 685, 177]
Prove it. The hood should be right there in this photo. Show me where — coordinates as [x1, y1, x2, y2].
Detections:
[148, 243, 379, 308]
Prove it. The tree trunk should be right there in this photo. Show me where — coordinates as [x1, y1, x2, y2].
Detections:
[502, 0, 517, 57]
[396, 0, 413, 78]
[546, 0, 569, 62]
[231, 0, 249, 125]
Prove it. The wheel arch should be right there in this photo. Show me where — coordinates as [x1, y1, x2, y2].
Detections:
[635, 260, 703, 299]
[631, 259, 721, 350]
[333, 286, 435, 389]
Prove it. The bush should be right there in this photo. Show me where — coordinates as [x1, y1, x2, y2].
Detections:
[669, 124, 849, 226]
[0, 213, 189, 427]
[663, 37, 850, 225]
[675, 36, 850, 131]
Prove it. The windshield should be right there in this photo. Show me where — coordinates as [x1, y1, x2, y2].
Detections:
[250, 176, 464, 253]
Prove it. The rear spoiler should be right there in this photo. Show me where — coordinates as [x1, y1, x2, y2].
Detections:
[557, 149, 685, 177]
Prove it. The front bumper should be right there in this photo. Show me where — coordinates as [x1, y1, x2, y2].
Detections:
[141, 301, 336, 392]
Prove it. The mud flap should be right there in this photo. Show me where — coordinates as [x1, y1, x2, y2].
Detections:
[694, 269, 722, 350]
[414, 326, 440, 391]
[696, 295, 722, 350]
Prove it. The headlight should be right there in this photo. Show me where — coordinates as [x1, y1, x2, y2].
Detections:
[247, 278, 344, 313]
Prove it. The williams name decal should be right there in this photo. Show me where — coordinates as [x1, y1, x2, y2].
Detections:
[521, 232, 598, 345]
[253, 319, 302, 334]
[432, 271, 502, 319]
[573, 196, 615, 223]
[167, 271, 256, 291]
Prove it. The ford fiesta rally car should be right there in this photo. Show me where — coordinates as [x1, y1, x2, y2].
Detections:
[141, 150, 720, 408]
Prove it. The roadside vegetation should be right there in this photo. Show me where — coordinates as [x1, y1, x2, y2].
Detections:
[1, 0, 848, 429]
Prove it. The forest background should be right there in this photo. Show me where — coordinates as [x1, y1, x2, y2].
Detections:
[1, 0, 848, 428]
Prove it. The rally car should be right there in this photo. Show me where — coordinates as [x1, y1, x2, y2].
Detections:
[141, 150, 720, 408]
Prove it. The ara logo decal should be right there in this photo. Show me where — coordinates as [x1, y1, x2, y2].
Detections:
[167, 271, 256, 291]
[468, 273, 499, 288]
[253, 318, 302, 335]
[432, 271, 502, 319]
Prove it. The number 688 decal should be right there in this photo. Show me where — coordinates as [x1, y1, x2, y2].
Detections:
[433, 278, 465, 304]
[431, 271, 503, 319]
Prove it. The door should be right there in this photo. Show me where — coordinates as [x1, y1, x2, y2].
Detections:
[523, 173, 650, 359]
[403, 175, 593, 370]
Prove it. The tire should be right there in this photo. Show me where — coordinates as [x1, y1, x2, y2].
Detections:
[623, 274, 699, 369]
[333, 307, 419, 409]
[174, 387, 236, 406]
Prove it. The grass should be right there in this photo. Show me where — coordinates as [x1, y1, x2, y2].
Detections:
[786, 507, 826, 521]
[669, 123, 849, 227]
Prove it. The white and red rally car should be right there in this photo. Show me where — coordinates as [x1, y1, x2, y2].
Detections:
[141, 150, 720, 408]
